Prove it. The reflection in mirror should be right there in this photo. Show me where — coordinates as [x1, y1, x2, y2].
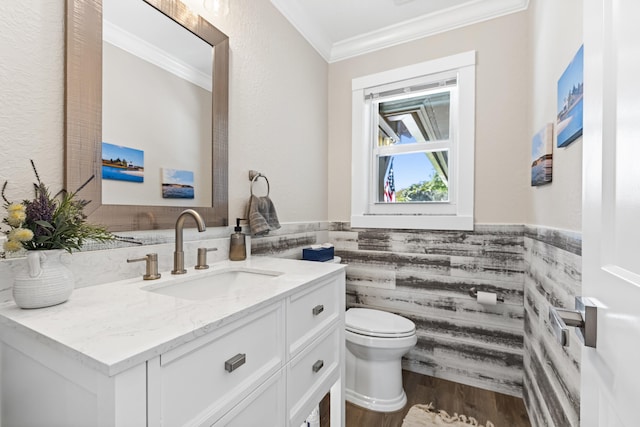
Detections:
[65, 0, 228, 231]
[103, 0, 213, 208]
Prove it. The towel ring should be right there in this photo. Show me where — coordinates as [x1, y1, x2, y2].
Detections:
[249, 170, 270, 197]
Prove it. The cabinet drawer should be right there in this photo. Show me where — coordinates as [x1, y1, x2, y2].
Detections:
[287, 326, 340, 425]
[212, 369, 285, 427]
[287, 274, 340, 357]
[159, 303, 284, 427]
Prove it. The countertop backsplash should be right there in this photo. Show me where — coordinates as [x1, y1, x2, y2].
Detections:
[0, 227, 234, 304]
[0, 221, 331, 304]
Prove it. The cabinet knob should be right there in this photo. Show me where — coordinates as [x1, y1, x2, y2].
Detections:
[312, 304, 324, 316]
[312, 359, 324, 373]
[225, 353, 246, 373]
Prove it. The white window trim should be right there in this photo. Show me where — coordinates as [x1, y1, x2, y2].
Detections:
[351, 51, 476, 231]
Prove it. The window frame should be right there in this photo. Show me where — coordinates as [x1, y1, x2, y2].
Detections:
[351, 51, 476, 230]
[370, 78, 457, 214]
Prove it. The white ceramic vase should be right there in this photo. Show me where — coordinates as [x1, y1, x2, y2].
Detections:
[13, 250, 74, 309]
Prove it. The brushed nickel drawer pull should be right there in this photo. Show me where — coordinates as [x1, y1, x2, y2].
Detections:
[225, 353, 246, 373]
[312, 304, 324, 316]
[312, 359, 324, 373]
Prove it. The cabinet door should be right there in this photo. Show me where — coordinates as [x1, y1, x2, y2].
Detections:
[212, 369, 285, 427]
[287, 275, 340, 358]
[287, 325, 340, 426]
[151, 302, 284, 427]
[0, 336, 146, 427]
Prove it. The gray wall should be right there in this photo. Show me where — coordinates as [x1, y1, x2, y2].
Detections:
[523, 226, 581, 427]
[327, 221, 582, 426]
[250, 222, 330, 259]
[330, 223, 526, 397]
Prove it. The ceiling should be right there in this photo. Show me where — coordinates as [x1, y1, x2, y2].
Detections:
[270, 0, 529, 63]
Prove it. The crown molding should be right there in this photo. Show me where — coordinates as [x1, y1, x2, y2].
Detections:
[103, 20, 212, 91]
[271, 0, 528, 63]
[331, 0, 528, 62]
[270, 0, 333, 61]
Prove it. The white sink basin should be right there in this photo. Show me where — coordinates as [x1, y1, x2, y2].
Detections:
[142, 267, 284, 301]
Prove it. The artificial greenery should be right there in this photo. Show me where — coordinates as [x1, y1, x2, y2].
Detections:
[2, 160, 113, 253]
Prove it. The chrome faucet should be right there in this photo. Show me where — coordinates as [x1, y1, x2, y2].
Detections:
[172, 209, 206, 274]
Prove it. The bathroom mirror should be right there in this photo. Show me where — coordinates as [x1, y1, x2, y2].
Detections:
[65, 0, 229, 231]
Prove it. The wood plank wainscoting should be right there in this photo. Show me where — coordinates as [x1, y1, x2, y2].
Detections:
[245, 221, 582, 427]
[329, 223, 526, 397]
[523, 226, 582, 427]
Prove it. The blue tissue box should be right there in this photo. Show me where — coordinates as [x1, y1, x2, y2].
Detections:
[302, 247, 334, 262]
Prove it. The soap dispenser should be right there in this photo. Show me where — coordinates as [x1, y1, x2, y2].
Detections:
[229, 218, 247, 261]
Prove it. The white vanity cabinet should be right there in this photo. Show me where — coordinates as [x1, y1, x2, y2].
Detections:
[147, 301, 286, 426]
[212, 369, 286, 427]
[0, 325, 148, 427]
[0, 260, 345, 427]
[147, 272, 345, 427]
[285, 274, 342, 425]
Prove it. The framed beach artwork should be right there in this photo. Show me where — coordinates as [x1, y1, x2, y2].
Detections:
[102, 142, 144, 182]
[161, 168, 195, 199]
[531, 123, 553, 186]
[556, 45, 584, 148]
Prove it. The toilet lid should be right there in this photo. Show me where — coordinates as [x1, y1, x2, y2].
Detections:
[346, 308, 415, 338]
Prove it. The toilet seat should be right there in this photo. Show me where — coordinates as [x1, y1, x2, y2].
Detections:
[346, 327, 415, 338]
[346, 308, 415, 338]
[345, 328, 418, 350]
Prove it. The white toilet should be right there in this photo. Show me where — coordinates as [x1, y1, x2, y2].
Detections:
[345, 308, 417, 412]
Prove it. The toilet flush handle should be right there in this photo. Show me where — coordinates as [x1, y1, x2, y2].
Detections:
[312, 304, 324, 316]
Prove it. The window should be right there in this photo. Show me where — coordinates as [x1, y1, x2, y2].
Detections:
[351, 51, 476, 230]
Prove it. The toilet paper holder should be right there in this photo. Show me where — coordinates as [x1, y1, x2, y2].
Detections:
[468, 287, 504, 303]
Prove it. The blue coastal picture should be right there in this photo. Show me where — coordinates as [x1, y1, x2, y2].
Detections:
[531, 123, 553, 186]
[102, 142, 144, 182]
[162, 168, 195, 199]
[556, 45, 584, 148]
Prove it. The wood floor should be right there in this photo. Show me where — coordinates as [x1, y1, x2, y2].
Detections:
[320, 370, 531, 427]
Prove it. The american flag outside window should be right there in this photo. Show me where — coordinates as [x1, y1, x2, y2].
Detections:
[384, 159, 395, 202]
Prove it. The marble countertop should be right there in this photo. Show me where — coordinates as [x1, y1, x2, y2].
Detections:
[0, 257, 345, 377]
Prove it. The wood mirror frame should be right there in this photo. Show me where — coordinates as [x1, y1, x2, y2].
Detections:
[65, 0, 229, 231]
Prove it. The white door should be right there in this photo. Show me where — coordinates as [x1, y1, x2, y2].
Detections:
[582, 0, 640, 426]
